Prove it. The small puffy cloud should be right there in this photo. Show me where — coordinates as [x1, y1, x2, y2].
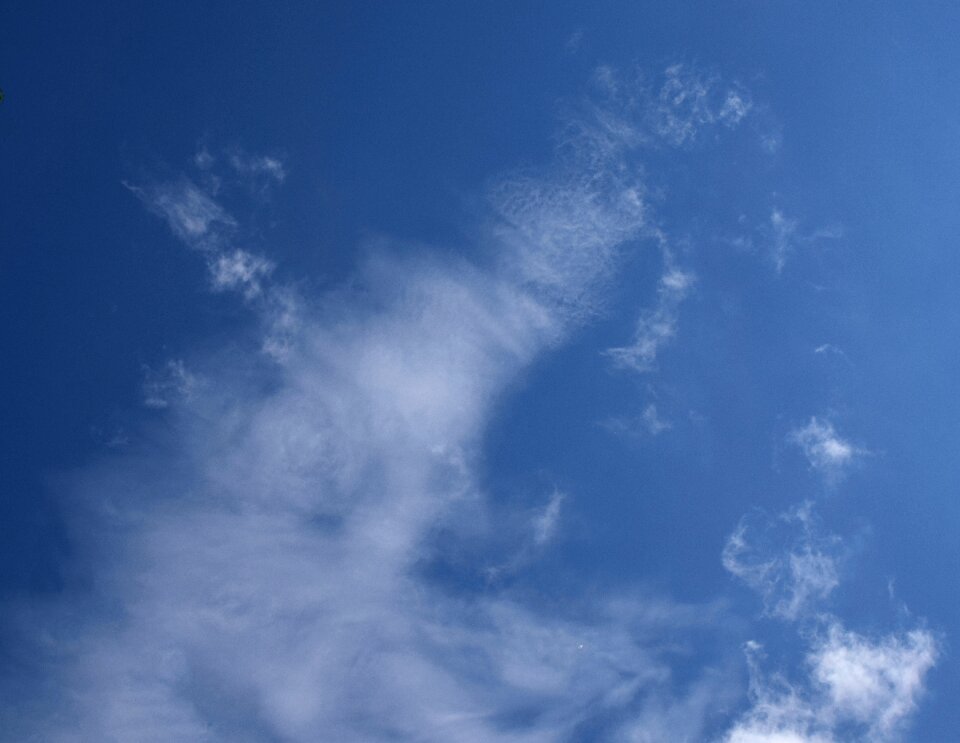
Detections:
[654, 65, 752, 146]
[228, 150, 287, 183]
[789, 418, 863, 482]
[126, 178, 235, 244]
[209, 249, 274, 299]
[723, 503, 842, 621]
[760, 130, 783, 155]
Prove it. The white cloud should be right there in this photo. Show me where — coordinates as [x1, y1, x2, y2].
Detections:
[719, 90, 753, 127]
[770, 208, 799, 273]
[532, 490, 565, 546]
[606, 261, 695, 372]
[641, 403, 671, 435]
[813, 344, 840, 356]
[726, 209, 841, 272]
[788, 418, 863, 482]
[812, 625, 938, 738]
[5, 100, 751, 741]
[584, 64, 753, 152]
[722, 624, 938, 743]
[141, 359, 200, 409]
[564, 29, 583, 54]
[655, 64, 752, 145]
[228, 152, 286, 183]
[723, 503, 842, 621]
[7, 70, 936, 743]
[490, 166, 647, 319]
[2, 242, 733, 738]
[209, 248, 274, 298]
[126, 178, 235, 244]
[600, 402, 672, 440]
[127, 165, 279, 307]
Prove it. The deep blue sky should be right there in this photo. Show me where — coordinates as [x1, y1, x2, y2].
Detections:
[2, 3, 959, 741]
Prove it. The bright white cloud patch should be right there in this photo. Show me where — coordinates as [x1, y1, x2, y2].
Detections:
[789, 417, 863, 482]
[811, 624, 938, 738]
[724, 624, 937, 743]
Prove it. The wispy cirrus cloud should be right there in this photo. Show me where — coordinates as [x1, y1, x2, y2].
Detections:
[2, 63, 939, 743]
[141, 358, 200, 409]
[209, 248, 274, 298]
[126, 177, 235, 244]
[723, 502, 842, 621]
[1, 67, 757, 742]
[606, 259, 696, 373]
[721, 496, 936, 740]
[728, 208, 843, 273]
[600, 402, 673, 440]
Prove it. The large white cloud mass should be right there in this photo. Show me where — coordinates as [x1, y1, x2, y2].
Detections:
[0, 67, 938, 743]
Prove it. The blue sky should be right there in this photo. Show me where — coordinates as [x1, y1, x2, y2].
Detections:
[2, 2, 959, 740]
